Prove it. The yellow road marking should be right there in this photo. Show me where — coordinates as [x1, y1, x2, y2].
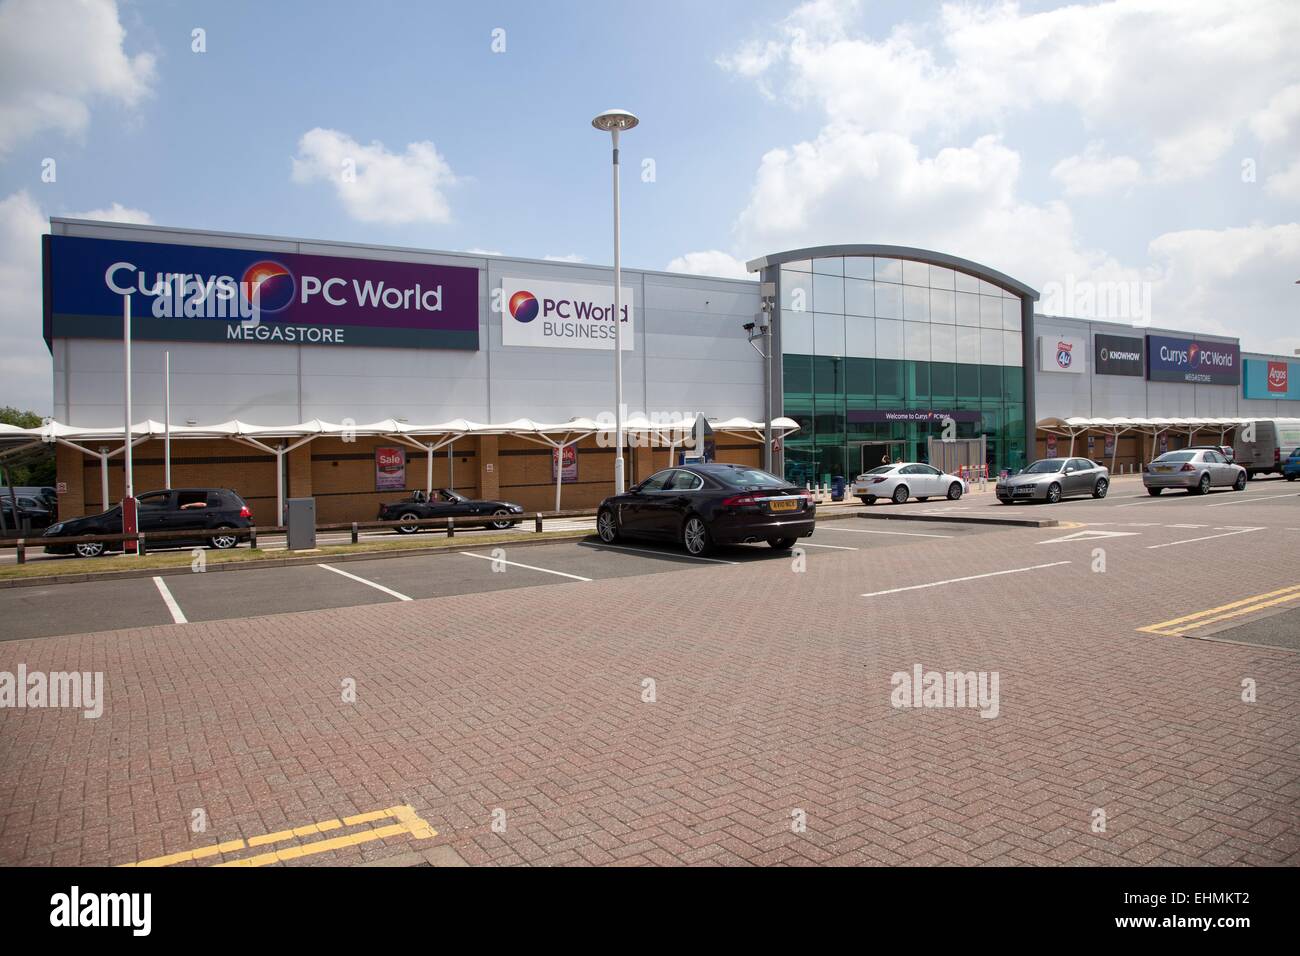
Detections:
[119, 804, 435, 868]
[1138, 584, 1300, 636]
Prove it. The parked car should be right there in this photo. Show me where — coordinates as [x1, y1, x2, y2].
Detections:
[1143, 449, 1247, 495]
[852, 463, 966, 505]
[378, 488, 524, 533]
[996, 457, 1110, 504]
[1284, 447, 1300, 482]
[1186, 444, 1236, 464]
[1231, 418, 1300, 477]
[0, 494, 54, 531]
[596, 462, 814, 556]
[43, 488, 252, 557]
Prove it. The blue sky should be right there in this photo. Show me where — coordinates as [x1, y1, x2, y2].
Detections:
[2, 0, 1298, 411]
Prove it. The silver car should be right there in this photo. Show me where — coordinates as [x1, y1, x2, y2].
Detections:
[1143, 449, 1246, 496]
[996, 457, 1110, 504]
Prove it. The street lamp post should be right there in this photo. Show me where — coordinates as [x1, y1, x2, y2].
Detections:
[592, 108, 638, 494]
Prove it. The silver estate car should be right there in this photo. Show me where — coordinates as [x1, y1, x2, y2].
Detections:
[1143, 449, 1246, 496]
[996, 457, 1110, 504]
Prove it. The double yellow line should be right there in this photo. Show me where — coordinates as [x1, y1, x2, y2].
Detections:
[120, 804, 436, 868]
[1138, 584, 1300, 637]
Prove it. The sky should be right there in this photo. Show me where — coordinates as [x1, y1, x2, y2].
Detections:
[1, 0, 1298, 414]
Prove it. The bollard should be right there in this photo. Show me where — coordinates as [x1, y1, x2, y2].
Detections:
[138, 533, 147, 556]
[15, 538, 24, 565]
[351, 522, 359, 545]
[249, 526, 257, 549]
[447, 516, 455, 538]
[535, 514, 543, 533]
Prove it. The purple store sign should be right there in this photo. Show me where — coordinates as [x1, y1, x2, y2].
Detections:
[848, 409, 983, 424]
[44, 235, 480, 350]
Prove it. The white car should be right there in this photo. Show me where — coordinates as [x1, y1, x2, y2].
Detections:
[853, 462, 967, 505]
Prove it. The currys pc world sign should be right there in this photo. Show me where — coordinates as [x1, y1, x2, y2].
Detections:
[500, 276, 634, 350]
[43, 235, 479, 350]
[1146, 334, 1240, 385]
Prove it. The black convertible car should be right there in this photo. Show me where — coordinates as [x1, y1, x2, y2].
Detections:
[378, 488, 524, 533]
[596, 462, 815, 556]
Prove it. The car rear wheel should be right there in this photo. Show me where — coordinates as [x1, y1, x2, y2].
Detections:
[858, 495, 876, 506]
[1196, 474, 1211, 495]
[947, 482, 963, 500]
[1147, 487, 1163, 496]
[208, 527, 239, 550]
[768, 537, 796, 550]
[74, 541, 105, 558]
[1234, 472, 1247, 490]
[596, 508, 620, 543]
[1092, 478, 1108, 499]
[892, 485, 909, 504]
[682, 515, 711, 556]
[1287, 473, 1297, 482]
[488, 508, 514, 530]
[1046, 482, 1062, 504]
[396, 512, 421, 534]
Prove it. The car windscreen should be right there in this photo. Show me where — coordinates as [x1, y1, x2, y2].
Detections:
[863, 466, 896, 475]
[712, 467, 788, 490]
[1155, 452, 1195, 462]
[1023, 460, 1064, 473]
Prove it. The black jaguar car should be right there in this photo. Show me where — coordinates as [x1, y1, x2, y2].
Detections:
[43, 488, 252, 557]
[378, 488, 524, 533]
[595, 463, 815, 556]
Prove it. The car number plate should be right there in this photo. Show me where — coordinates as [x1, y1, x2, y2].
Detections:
[769, 498, 799, 512]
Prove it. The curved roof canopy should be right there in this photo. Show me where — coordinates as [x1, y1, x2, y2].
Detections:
[745, 244, 1039, 301]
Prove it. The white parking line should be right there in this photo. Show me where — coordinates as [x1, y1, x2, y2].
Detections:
[152, 576, 187, 624]
[1206, 493, 1298, 507]
[318, 562, 413, 600]
[579, 541, 738, 564]
[1145, 527, 1264, 550]
[862, 561, 1072, 598]
[821, 526, 953, 538]
[459, 551, 593, 580]
[798, 541, 859, 550]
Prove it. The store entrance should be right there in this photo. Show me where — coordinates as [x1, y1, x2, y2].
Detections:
[858, 442, 905, 472]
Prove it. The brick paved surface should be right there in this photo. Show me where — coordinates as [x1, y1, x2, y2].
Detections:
[1, 494, 1297, 866]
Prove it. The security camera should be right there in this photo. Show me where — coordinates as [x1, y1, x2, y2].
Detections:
[743, 322, 755, 332]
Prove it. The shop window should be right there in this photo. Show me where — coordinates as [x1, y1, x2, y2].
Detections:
[783, 354, 813, 396]
[930, 362, 955, 401]
[906, 361, 931, 404]
[845, 357, 875, 399]
[876, 359, 902, 400]
[956, 364, 980, 401]
[980, 365, 1002, 402]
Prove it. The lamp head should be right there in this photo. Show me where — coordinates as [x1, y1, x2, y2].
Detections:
[592, 109, 639, 132]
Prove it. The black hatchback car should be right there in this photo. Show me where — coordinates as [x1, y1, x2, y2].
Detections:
[378, 488, 524, 533]
[43, 488, 252, 557]
[596, 463, 815, 556]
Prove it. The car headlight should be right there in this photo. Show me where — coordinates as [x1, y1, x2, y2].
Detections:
[45, 523, 63, 535]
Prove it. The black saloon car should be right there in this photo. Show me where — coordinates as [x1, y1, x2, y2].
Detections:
[1, 495, 54, 532]
[378, 488, 524, 533]
[43, 488, 253, 557]
[596, 463, 815, 556]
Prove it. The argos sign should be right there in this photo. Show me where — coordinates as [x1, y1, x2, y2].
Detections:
[44, 235, 479, 350]
[500, 276, 634, 351]
[1243, 358, 1300, 400]
[1146, 334, 1239, 385]
[1037, 334, 1086, 374]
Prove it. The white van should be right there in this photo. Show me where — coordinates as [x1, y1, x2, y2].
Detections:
[1232, 419, 1300, 477]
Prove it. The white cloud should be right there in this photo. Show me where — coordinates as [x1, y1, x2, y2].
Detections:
[65, 201, 152, 225]
[0, 191, 49, 411]
[0, 191, 154, 413]
[463, 247, 502, 256]
[543, 253, 586, 263]
[0, 0, 155, 155]
[726, 0, 1300, 183]
[1051, 144, 1141, 197]
[290, 128, 458, 225]
[663, 250, 751, 279]
[1265, 161, 1300, 202]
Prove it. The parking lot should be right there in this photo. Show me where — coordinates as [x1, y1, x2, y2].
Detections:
[0, 475, 1296, 867]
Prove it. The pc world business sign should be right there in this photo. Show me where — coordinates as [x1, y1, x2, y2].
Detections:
[1146, 334, 1240, 385]
[500, 276, 634, 350]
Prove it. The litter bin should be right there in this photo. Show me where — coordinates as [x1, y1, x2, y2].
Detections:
[831, 475, 846, 502]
